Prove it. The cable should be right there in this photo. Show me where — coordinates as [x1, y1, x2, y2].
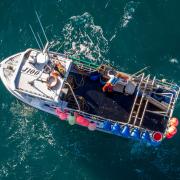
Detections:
[65, 81, 81, 111]
[67, 74, 85, 89]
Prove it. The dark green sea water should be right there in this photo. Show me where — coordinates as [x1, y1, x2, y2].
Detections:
[0, 0, 180, 179]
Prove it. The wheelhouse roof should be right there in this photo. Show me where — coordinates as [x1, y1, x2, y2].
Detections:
[11, 49, 72, 102]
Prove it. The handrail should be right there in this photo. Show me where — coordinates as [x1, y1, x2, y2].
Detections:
[69, 56, 99, 68]
[128, 73, 145, 123]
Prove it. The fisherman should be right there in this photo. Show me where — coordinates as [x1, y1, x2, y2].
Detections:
[102, 71, 129, 92]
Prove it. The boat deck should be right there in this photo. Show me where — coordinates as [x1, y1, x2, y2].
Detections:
[16, 59, 59, 100]
[66, 71, 167, 133]
[73, 74, 134, 122]
[14, 50, 72, 102]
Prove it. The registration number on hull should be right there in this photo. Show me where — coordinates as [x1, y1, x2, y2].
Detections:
[21, 67, 40, 76]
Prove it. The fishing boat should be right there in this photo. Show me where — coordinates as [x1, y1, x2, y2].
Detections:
[0, 13, 179, 145]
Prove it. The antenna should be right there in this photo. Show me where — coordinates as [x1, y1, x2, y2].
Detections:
[37, 32, 44, 49]
[35, 11, 49, 43]
[29, 24, 42, 50]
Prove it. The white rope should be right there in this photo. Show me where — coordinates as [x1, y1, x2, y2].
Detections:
[65, 82, 81, 111]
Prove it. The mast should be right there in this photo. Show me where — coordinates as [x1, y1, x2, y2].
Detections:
[35, 11, 49, 44]
[29, 10, 51, 53]
[29, 24, 42, 51]
[37, 32, 44, 49]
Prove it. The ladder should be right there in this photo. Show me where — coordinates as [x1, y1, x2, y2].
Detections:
[128, 74, 153, 126]
[139, 76, 156, 127]
[133, 75, 151, 126]
[128, 73, 145, 124]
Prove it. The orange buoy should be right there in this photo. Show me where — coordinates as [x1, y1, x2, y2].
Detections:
[168, 126, 177, 135]
[55, 108, 68, 120]
[166, 126, 177, 139]
[76, 116, 89, 127]
[170, 117, 179, 127]
[166, 133, 174, 139]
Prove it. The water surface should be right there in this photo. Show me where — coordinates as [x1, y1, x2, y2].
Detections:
[0, 0, 180, 179]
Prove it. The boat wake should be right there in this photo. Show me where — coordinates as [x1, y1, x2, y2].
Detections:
[110, 1, 139, 41]
[53, 12, 109, 64]
[121, 1, 139, 28]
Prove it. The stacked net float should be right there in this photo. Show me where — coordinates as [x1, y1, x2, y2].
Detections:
[55, 107, 179, 145]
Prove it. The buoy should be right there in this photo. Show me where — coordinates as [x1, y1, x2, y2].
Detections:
[102, 121, 112, 131]
[141, 131, 150, 142]
[55, 108, 62, 114]
[166, 133, 174, 139]
[121, 125, 130, 137]
[76, 116, 89, 127]
[111, 122, 121, 134]
[170, 117, 179, 127]
[60, 113, 68, 120]
[131, 128, 140, 139]
[167, 126, 177, 135]
[67, 114, 76, 125]
[55, 108, 68, 120]
[152, 132, 163, 142]
[88, 122, 97, 131]
[166, 126, 177, 139]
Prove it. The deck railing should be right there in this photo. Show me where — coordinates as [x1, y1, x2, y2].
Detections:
[64, 107, 154, 133]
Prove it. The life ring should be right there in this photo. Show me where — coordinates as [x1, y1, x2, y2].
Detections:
[55, 60, 65, 75]
[51, 70, 60, 77]
[57, 65, 65, 74]
[46, 75, 58, 89]
[152, 132, 163, 142]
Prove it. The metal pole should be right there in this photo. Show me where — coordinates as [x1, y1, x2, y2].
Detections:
[65, 82, 81, 111]
[37, 32, 44, 49]
[29, 24, 42, 51]
[35, 11, 49, 43]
